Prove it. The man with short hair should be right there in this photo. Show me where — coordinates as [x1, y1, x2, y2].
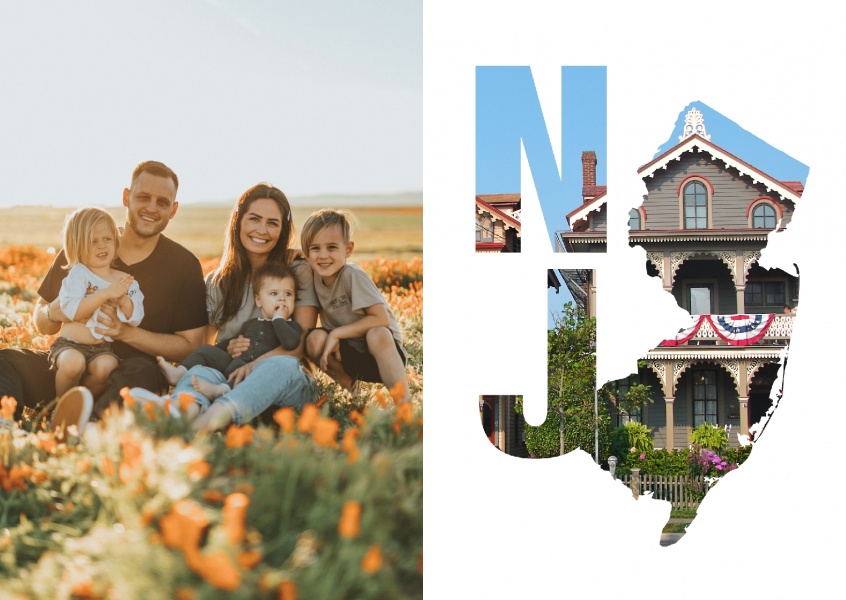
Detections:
[0, 161, 208, 429]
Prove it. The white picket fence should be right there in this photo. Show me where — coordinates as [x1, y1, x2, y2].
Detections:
[618, 472, 706, 510]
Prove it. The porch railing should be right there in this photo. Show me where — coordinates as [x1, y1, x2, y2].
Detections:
[618, 473, 706, 510]
[668, 314, 792, 347]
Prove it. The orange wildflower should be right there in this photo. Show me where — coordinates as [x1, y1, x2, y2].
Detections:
[186, 459, 211, 480]
[373, 389, 389, 409]
[346, 445, 360, 464]
[396, 401, 413, 424]
[140, 508, 156, 527]
[35, 431, 57, 454]
[119, 387, 136, 408]
[178, 393, 195, 414]
[222, 492, 250, 544]
[175, 588, 196, 600]
[233, 482, 254, 496]
[119, 433, 143, 484]
[194, 552, 241, 591]
[278, 579, 298, 600]
[76, 456, 92, 474]
[360, 544, 383, 574]
[225, 424, 255, 448]
[338, 501, 361, 538]
[70, 580, 97, 599]
[311, 417, 339, 448]
[236, 549, 263, 570]
[159, 499, 209, 553]
[143, 401, 156, 421]
[388, 381, 406, 403]
[31, 470, 48, 485]
[102, 457, 115, 477]
[273, 407, 295, 433]
[297, 404, 319, 433]
[202, 490, 225, 503]
[0, 395, 16, 420]
[349, 409, 365, 427]
[341, 427, 360, 452]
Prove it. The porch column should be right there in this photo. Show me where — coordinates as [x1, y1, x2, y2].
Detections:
[665, 398, 675, 450]
[738, 396, 749, 437]
[662, 251, 672, 293]
[736, 286, 745, 314]
[734, 252, 746, 313]
[498, 396, 506, 453]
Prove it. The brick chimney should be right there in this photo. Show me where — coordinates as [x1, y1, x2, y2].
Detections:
[581, 151, 596, 200]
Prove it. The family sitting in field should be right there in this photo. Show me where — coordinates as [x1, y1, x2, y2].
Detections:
[0, 160, 407, 438]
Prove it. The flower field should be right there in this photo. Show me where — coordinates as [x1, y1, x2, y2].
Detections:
[0, 246, 423, 599]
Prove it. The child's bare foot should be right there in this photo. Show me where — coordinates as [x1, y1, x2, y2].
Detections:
[157, 356, 187, 387]
[191, 375, 230, 401]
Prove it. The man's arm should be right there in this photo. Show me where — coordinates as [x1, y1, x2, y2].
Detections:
[33, 297, 69, 336]
[95, 303, 205, 362]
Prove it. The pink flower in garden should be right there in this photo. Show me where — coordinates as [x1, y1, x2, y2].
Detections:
[639, 454, 646, 460]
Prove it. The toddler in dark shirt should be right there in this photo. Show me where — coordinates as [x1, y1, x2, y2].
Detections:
[157, 261, 301, 400]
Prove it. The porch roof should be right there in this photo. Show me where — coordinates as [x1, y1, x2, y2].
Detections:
[645, 347, 785, 361]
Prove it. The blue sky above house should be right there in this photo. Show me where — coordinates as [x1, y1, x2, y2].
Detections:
[655, 101, 809, 185]
[476, 66, 607, 249]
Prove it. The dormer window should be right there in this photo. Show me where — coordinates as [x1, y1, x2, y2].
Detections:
[752, 203, 777, 229]
[683, 181, 708, 229]
[628, 208, 641, 230]
[476, 215, 494, 242]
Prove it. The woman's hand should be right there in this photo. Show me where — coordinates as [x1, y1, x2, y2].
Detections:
[227, 335, 251, 359]
[227, 362, 254, 387]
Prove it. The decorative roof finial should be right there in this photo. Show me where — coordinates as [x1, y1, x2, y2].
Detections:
[679, 106, 710, 141]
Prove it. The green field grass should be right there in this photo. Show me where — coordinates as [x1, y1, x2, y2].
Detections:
[0, 204, 422, 261]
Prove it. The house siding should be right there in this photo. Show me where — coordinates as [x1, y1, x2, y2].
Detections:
[642, 152, 794, 230]
[590, 205, 607, 231]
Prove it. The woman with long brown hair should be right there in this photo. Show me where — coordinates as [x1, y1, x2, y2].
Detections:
[151, 182, 319, 429]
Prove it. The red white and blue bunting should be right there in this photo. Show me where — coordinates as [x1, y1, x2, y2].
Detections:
[707, 314, 774, 346]
[660, 314, 775, 347]
[661, 316, 704, 346]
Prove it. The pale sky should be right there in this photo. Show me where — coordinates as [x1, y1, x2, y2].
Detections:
[0, 1, 422, 207]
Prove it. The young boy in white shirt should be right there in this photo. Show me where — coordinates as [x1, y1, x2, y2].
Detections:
[301, 209, 408, 402]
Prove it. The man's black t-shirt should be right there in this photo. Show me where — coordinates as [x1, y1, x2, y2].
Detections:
[38, 235, 209, 361]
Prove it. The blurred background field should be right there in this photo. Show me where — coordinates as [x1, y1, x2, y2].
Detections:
[0, 203, 422, 262]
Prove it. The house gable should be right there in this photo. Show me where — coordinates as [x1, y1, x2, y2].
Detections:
[641, 149, 797, 231]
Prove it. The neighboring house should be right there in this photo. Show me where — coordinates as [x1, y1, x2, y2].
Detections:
[479, 395, 529, 457]
[476, 193, 521, 252]
[558, 108, 799, 450]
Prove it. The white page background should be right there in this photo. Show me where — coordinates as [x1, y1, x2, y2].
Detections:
[424, 1, 844, 596]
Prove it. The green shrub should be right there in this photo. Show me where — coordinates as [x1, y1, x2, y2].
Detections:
[690, 422, 728, 451]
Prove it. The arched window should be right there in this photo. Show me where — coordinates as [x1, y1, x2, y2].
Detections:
[628, 208, 641, 230]
[476, 215, 493, 242]
[683, 181, 708, 229]
[752, 203, 777, 228]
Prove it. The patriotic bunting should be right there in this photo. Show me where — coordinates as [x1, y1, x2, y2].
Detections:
[661, 315, 704, 346]
[660, 314, 775, 347]
[706, 314, 774, 346]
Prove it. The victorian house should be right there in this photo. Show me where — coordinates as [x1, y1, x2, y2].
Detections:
[558, 108, 800, 450]
[475, 193, 521, 252]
